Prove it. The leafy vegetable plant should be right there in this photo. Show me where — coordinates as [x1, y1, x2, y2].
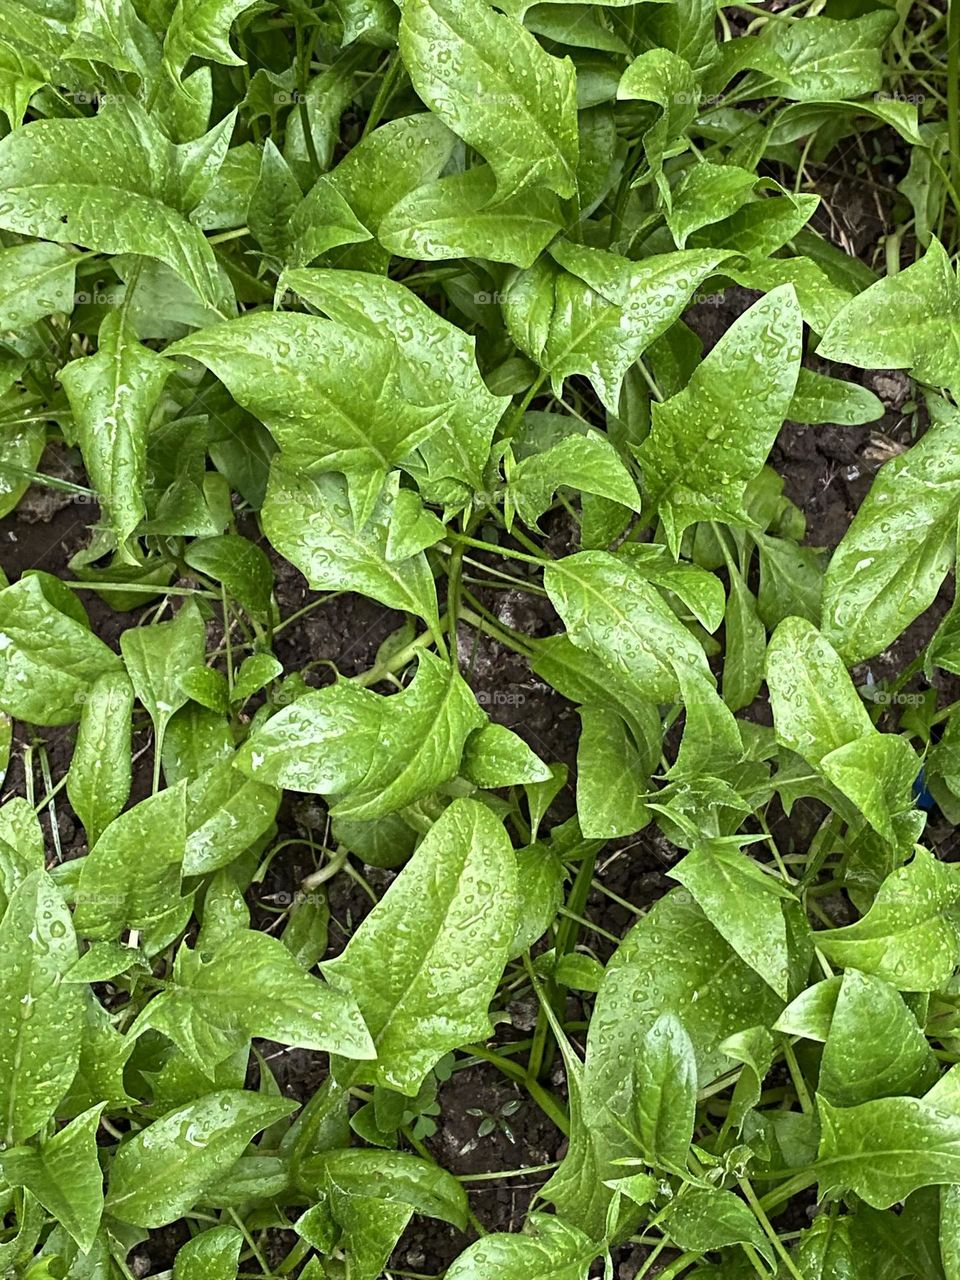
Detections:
[0, 0, 958, 1275]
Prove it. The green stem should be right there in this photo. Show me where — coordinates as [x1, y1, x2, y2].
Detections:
[362, 53, 404, 138]
[501, 372, 547, 439]
[446, 544, 465, 663]
[446, 534, 547, 568]
[352, 620, 443, 687]
[949, 0, 960, 203]
[738, 1176, 807, 1280]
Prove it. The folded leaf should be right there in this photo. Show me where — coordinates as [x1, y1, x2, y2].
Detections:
[61, 310, 170, 544]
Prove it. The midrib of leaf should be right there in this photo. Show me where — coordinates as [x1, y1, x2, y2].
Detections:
[100, 263, 145, 520]
[4, 945, 59, 1145]
[548, 291, 623, 370]
[369, 839, 477, 1057]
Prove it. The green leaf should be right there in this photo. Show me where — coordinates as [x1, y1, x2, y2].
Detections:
[61, 309, 171, 544]
[726, 254, 853, 332]
[774, 975, 841, 1041]
[722, 563, 765, 712]
[637, 285, 803, 553]
[279, 266, 507, 494]
[0, 1105, 105, 1251]
[0, 98, 224, 307]
[0, 798, 44, 911]
[765, 617, 873, 768]
[670, 841, 793, 998]
[0, 576, 122, 726]
[821, 401, 960, 664]
[184, 758, 279, 875]
[0, 241, 77, 328]
[184, 534, 274, 620]
[399, 0, 578, 199]
[105, 1090, 297, 1227]
[120, 600, 206, 757]
[299, 1150, 467, 1280]
[287, 173, 372, 267]
[300, 1148, 468, 1229]
[755, 534, 824, 629]
[666, 162, 758, 248]
[0, 871, 82, 1144]
[325, 114, 456, 259]
[244, 652, 484, 821]
[818, 237, 960, 389]
[632, 1013, 697, 1170]
[576, 706, 651, 838]
[132, 930, 374, 1070]
[67, 0, 159, 77]
[180, 666, 230, 714]
[544, 550, 712, 702]
[511, 841, 565, 958]
[546, 890, 782, 1236]
[173, 1226, 243, 1280]
[617, 49, 697, 202]
[74, 782, 188, 939]
[163, 0, 259, 76]
[170, 313, 448, 521]
[66, 670, 134, 847]
[0, 418, 45, 520]
[817, 1093, 960, 1210]
[758, 11, 894, 101]
[380, 165, 563, 267]
[236, 680, 382, 793]
[815, 847, 960, 991]
[231, 653, 282, 704]
[818, 969, 938, 1107]
[461, 723, 551, 787]
[659, 1186, 773, 1264]
[262, 463, 441, 633]
[444, 1214, 597, 1280]
[503, 243, 727, 411]
[788, 367, 884, 426]
[323, 798, 517, 1095]
[507, 430, 640, 529]
[819, 733, 920, 845]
